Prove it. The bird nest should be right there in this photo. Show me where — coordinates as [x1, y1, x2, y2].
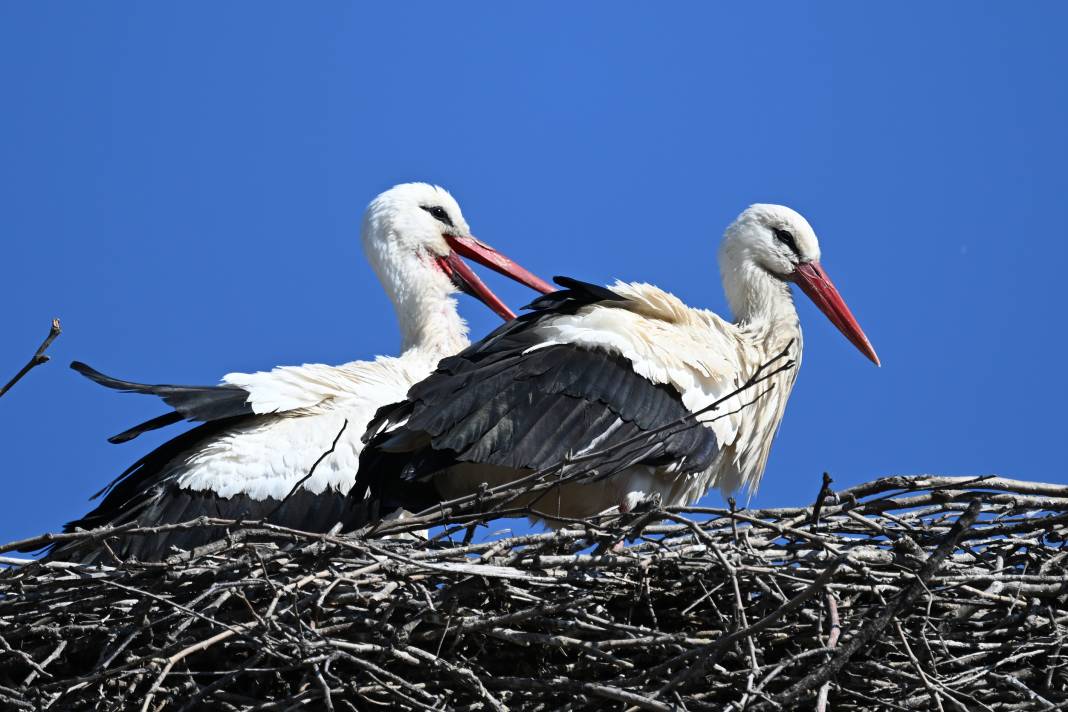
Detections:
[1, 475, 1066, 711]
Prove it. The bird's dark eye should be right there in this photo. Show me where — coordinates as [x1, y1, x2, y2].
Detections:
[421, 205, 454, 228]
[773, 228, 799, 255]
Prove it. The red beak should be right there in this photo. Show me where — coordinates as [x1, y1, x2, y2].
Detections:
[445, 235, 556, 295]
[791, 261, 880, 366]
[437, 235, 555, 321]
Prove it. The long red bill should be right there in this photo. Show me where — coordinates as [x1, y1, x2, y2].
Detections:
[445, 235, 556, 295]
[437, 251, 518, 320]
[792, 261, 880, 366]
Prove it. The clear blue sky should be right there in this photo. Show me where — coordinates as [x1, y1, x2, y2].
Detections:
[2, 4, 1066, 545]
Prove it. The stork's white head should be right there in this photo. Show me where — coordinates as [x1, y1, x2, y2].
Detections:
[361, 183, 553, 324]
[720, 204, 821, 278]
[720, 203, 879, 365]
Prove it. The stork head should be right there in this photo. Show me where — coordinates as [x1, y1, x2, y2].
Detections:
[361, 183, 553, 320]
[720, 204, 880, 366]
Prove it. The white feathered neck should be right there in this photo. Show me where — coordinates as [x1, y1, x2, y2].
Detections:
[360, 184, 471, 359]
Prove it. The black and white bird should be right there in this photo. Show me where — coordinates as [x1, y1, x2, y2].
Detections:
[50, 183, 553, 560]
[350, 204, 878, 526]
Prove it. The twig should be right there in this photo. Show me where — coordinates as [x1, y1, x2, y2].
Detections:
[811, 471, 834, 525]
[815, 592, 841, 712]
[0, 318, 61, 399]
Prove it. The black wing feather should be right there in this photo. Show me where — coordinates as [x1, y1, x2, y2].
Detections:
[412, 345, 711, 475]
[71, 360, 255, 441]
[51, 486, 350, 562]
[107, 411, 184, 444]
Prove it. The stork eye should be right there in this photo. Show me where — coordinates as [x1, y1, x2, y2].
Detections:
[773, 228, 799, 255]
[421, 205, 454, 228]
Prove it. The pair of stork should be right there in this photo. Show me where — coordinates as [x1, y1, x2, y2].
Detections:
[46, 182, 878, 561]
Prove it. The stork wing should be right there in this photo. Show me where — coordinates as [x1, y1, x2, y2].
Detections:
[349, 277, 725, 524]
[49, 357, 424, 560]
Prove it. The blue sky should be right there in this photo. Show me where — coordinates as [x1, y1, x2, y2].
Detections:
[2, 4, 1066, 545]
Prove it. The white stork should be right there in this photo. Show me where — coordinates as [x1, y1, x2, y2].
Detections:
[49, 183, 553, 560]
[351, 204, 878, 526]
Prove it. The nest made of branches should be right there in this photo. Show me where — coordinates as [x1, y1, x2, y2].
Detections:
[1, 475, 1066, 711]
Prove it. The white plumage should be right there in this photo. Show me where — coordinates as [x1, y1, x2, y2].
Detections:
[56, 182, 552, 560]
[355, 204, 879, 525]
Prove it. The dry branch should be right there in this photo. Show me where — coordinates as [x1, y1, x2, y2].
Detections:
[1, 474, 1066, 711]
[0, 318, 61, 399]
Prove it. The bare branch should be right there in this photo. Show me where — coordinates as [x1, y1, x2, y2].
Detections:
[0, 318, 61, 399]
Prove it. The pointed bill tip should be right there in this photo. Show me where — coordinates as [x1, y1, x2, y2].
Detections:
[792, 261, 880, 367]
[446, 235, 555, 296]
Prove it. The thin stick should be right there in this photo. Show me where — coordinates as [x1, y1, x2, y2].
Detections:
[811, 471, 834, 525]
[0, 318, 61, 399]
[814, 592, 841, 712]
